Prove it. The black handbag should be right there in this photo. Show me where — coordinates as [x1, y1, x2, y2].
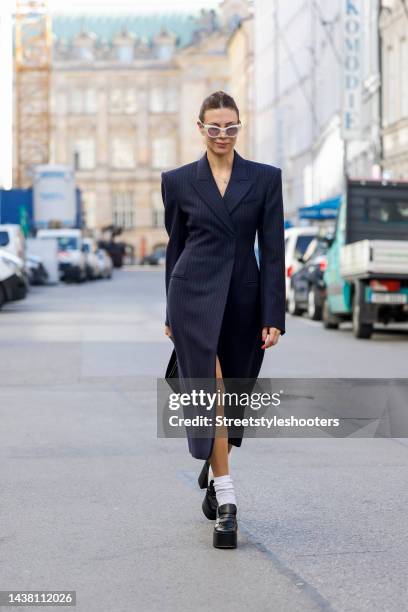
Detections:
[165, 346, 180, 393]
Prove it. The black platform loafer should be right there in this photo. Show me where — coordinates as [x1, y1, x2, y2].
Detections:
[213, 503, 238, 549]
[202, 479, 218, 520]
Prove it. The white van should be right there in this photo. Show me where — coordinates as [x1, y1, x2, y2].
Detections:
[0, 224, 26, 260]
[284, 226, 319, 305]
[36, 228, 87, 282]
[82, 237, 101, 280]
[0, 255, 15, 307]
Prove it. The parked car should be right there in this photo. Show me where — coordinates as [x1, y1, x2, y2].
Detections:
[284, 226, 319, 308]
[26, 254, 49, 286]
[0, 224, 26, 260]
[0, 251, 28, 301]
[287, 234, 332, 320]
[0, 256, 14, 308]
[140, 246, 166, 265]
[36, 229, 87, 282]
[82, 238, 100, 280]
[96, 248, 113, 279]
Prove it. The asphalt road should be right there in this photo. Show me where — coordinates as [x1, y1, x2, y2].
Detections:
[0, 267, 407, 612]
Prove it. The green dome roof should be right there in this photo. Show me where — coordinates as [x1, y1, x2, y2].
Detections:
[52, 12, 215, 48]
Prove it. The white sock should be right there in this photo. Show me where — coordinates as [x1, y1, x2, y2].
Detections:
[208, 464, 214, 483]
[213, 474, 237, 507]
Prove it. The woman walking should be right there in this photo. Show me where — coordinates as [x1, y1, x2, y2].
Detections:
[162, 91, 286, 549]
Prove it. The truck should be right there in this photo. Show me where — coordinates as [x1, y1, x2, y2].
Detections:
[33, 164, 82, 229]
[0, 170, 82, 234]
[322, 178, 408, 339]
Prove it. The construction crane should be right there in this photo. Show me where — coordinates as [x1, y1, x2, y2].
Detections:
[14, 0, 51, 187]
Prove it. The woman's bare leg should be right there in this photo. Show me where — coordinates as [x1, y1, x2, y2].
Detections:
[209, 355, 231, 477]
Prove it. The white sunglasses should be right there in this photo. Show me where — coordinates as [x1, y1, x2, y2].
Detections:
[198, 120, 242, 138]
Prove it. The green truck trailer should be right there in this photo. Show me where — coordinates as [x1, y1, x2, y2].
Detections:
[322, 178, 408, 339]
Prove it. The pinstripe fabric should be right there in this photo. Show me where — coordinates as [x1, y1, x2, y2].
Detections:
[162, 149, 286, 460]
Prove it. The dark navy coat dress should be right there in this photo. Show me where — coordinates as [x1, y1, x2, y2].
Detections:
[162, 149, 286, 460]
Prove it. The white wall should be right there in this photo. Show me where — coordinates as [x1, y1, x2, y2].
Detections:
[254, 0, 380, 218]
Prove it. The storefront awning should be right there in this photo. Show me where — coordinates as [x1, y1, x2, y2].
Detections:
[298, 195, 341, 220]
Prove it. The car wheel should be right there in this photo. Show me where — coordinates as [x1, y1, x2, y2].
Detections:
[352, 285, 373, 339]
[78, 269, 87, 283]
[0, 284, 6, 308]
[288, 287, 302, 316]
[307, 287, 322, 321]
[322, 297, 340, 329]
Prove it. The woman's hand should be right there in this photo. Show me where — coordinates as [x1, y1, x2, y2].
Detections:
[261, 326, 281, 349]
[164, 324, 173, 339]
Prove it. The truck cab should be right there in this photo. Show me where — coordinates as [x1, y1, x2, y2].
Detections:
[323, 178, 408, 338]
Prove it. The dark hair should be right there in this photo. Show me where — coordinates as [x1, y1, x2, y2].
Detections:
[198, 91, 240, 123]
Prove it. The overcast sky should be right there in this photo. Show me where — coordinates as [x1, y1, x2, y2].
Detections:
[48, 0, 219, 14]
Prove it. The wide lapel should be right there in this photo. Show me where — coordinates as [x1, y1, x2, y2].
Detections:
[222, 149, 254, 216]
[191, 149, 253, 235]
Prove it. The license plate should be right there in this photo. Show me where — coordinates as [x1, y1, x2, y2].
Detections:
[370, 292, 407, 304]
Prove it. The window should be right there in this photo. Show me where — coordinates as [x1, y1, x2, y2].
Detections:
[302, 238, 318, 262]
[111, 138, 136, 169]
[123, 89, 138, 114]
[57, 237, 78, 251]
[0, 231, 10, 246]
[77, 45, 94, 62]
[109, 88, 138, 114]
[157, 44, 173, 61]
[166, 86, 178, 112]
[364, 199, 408, 223]
[294, 235, 316, 259]
[149, 85, 178, 113]
[151, 190, 165, 228]
[69, 88, 97, 114]
[112, 191, 135, 229]
[150, 86, 164, 112]
[73, 139, 95, 170]
[84, 88, 97, 113]
[152, 137, 176, 168]
[70, 89, 82, 114]
[117, 45, 134, 63]
[109, 89, 122, 114]
[347, 195, 408, 241]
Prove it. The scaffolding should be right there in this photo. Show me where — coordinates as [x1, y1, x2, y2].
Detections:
[14, 0, 51, 187]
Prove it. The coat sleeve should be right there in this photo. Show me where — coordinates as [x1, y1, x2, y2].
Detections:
[161, 172, 188, 327]
[257, 168, 286, 335]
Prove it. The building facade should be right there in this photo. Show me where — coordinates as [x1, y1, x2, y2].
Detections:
[253, 0, 383, 221]
[379, 0, 408, 179]
[18, 8, 245, 260]
[227, 11, 255, 159]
